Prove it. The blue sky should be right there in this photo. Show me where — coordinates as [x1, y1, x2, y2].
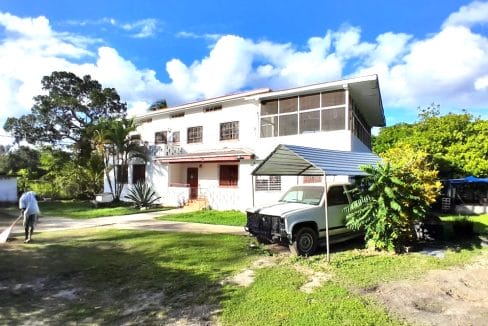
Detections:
[0, 0, 487, 144]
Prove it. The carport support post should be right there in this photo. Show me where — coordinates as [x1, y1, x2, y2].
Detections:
[323, 173, 330, 263]
[251, 175, 255, 207]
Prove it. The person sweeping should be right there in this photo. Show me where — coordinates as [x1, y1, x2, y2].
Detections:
[19, 191, 40, 243]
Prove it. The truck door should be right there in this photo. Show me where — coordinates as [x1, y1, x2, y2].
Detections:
[326, 185, 349, 229]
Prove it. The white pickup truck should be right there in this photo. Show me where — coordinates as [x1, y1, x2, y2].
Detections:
[245, 183, 362, 256]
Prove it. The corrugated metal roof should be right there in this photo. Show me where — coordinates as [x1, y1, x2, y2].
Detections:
[252, 144, 381, 176]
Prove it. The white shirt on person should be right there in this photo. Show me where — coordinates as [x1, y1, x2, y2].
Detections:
[19, 191, 40, 218]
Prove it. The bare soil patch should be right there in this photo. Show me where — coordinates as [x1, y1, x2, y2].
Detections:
[222, 255, 279, 287]
[0, 274, 169, 325]
[369, 251, 488, 326]
[298, 270, 332, 294]
[223, 244, 333, 294]
[222, 244, 290, 287]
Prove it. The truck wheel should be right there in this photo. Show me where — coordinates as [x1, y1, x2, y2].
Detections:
[289, 227, 318, 256]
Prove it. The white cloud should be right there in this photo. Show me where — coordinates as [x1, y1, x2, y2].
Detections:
[333, 26, 375, 59]
[128, 100, 152, 118]
[63, 17, 117, 27]
[166, 35, 255, 99]
[475, 75, 488, 90]
[82, 47, 168, 103]
[1, 1, 488, 146]
[0, 12, 167, 145]
[0, 12, 52, 37]
[362, 23, 488, 109]
[366, 32, 412, 66]
[0, 13, 95, 132]
[63, 17, 158, 38]
[443, 0, 488, 27]
[176, 31, 221, 40]
[165, 32, 344, 98]
[164, 16, 488, 113]
[122, 19, 157, 38]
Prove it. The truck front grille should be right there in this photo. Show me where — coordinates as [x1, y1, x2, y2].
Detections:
[246, 213, 282, 242]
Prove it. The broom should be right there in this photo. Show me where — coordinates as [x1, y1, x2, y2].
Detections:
[0, 213, 23, 243]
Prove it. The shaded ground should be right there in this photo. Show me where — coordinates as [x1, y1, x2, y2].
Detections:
[2, 207, 488, 325]
[0, 229, 260, 325]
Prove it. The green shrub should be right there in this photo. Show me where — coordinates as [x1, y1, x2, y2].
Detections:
[344, 163, 428, 252]
[124, 182, 161, 209]
[30, 181, 56, 198]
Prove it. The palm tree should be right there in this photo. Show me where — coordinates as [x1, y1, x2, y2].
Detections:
[148, 99, 167, 111]
[90, 117, 148, 201]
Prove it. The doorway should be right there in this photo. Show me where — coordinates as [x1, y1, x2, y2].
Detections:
[187, 167, 198, 199]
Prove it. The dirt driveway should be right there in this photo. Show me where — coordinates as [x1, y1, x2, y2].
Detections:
[367, 250, 488, 326]
[1, 209, 246, 237]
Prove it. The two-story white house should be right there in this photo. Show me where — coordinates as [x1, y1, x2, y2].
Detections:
[114, 74, 385, 210]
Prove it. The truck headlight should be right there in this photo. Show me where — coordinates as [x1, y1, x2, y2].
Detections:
[280, 218, 286, 230]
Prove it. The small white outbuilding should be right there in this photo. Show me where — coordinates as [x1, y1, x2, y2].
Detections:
[0, 176, 18, 203]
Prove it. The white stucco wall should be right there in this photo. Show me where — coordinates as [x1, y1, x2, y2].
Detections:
[0, 177, 17, 202]
[138, 101, 261, 153]
[138, 102, 355, 160]
[350, 134, 372, 153]
[119, 86, 380, 211]
[129, 102, 364, 211]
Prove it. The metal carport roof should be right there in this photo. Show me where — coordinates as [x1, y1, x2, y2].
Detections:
[251, 144, 381, 262]
[448, 176, 488, 184]
[252, 144, 381, 177]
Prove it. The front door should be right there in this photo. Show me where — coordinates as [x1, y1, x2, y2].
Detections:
[187, 167, 198, 199]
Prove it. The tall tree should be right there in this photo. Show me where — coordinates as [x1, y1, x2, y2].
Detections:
[0, 154, 7, 175]
[6, 146, 41, 177]
[4, 71, 127, 147]
[2, 146, 42, 192]
[148, 99, 168, 111]
[372, 123, 414, 154]
[38, 146, 70, 196]
[373, 105, 487, 178]
[381, 144, 442, 205]
[0, 145, 10, 174]
[0, 145, 11, 155]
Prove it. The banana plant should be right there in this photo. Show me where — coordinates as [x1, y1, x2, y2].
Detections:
[344, 163, 427, 251]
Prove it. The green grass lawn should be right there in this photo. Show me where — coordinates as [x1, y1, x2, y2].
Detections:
[1, 217, 486, 325]
[221, 267, 401, 325]
[328, 244, 484, 287]
[157, 210, 246, 226]
[222, 240, 486, 325]
[0, 229, 404, 325]
[0, 229, 261, 324]
[0, 201, 173, 219]
[39, 201, 173, 219]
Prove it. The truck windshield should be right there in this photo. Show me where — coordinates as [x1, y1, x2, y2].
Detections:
[279, 186, 324, 205]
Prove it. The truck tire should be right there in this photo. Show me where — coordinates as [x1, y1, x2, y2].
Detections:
[289, 227, 318, 256]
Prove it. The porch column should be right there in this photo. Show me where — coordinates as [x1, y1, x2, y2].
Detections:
[323, 173, 330, 263]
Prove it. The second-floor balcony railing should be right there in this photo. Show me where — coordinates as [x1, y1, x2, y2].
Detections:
[149, 144, 183, 157]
